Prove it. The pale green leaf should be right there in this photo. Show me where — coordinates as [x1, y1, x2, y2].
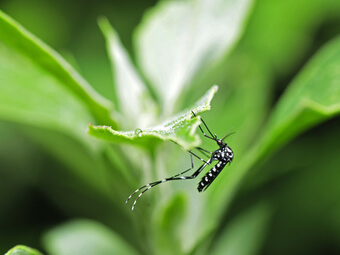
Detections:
[98, 17, 157, 129]
[89, 85, 218, 150]
[43, 219, 138, 255]
[135, 0, 253, 114]
[5, 245, 42, 255]
[0, 10, 117, 129]
[0, 40, 95, 148]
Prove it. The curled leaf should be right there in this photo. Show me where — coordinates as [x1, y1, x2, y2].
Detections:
[89, 85, 218, 150]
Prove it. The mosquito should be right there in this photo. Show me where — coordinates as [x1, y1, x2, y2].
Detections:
[125, 111, 234, 210]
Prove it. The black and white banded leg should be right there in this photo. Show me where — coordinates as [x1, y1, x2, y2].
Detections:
[192, 111, 217, 141]
[189, 149, 210, 164]
[125, 152, 211, 210]
[196, 147, 212, 158]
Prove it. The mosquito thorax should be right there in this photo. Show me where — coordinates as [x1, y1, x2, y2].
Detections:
[224, 144, 234, 162]
[212, 143, 233, 162]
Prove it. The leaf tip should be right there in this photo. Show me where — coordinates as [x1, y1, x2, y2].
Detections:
[97, 16, 116, 39]
[212, 84, 219, 92]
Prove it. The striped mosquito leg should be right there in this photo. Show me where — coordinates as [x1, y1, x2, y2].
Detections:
[189, 151, 210, 164]
[126, 154, 195, 210]
[125, 177, 171, 207]
[192, 111, 216, 141]
[129, 177, 180, 211]
[130, 183, 156, 210]
[125, 185, 148, 204]
[129, 159, 210, 210]
[170, 153, 194, 178]
[196, 147, 212, 158]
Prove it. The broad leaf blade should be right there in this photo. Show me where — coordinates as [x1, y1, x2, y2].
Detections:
[0, 10, 116, 127]
[135, 0, 253, 114]
[89, 85, 218, 150]
[257, 36, 340, 157]
[98, 18, 157, 129]
[88, 116, 198, 150]
[5, 245, 42, 255]
[0, 41, 95, 148]
[208, 35, 340, 230]
[43, 219, 138, 255]
[0, 10, 125, 215]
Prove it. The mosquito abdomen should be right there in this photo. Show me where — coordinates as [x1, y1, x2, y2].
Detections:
[197, 161, 227, 192]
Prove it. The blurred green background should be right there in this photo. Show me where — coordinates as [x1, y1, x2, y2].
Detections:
[1, 0, 340, 254]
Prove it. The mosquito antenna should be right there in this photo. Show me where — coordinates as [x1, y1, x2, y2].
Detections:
[222, 128, 235, 141]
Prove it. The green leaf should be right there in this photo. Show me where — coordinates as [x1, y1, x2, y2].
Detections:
[89, 85, 218, 150]
[0, 40, 95, 148]
[98, 17, 158, 130]
[201, 0, 340, 160]
[211, 202, 271, 255]
[0, 10, 130, 229]
[239, 122, 340, 254]
[177, 35, 340, 255]
[5, 245, 42, 255]
[207, 35, 340, 228]
[135, 0, 253, 114]
[257, 35, 340, 160]
[43, 219, 138, 255]
[0, 10, 117, 129]
[153, 194, 187, 255]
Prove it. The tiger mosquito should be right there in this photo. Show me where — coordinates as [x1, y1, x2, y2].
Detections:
[125, 111, 234, 210]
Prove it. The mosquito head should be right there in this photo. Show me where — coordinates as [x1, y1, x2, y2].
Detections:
[216, 139, 225, 147]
